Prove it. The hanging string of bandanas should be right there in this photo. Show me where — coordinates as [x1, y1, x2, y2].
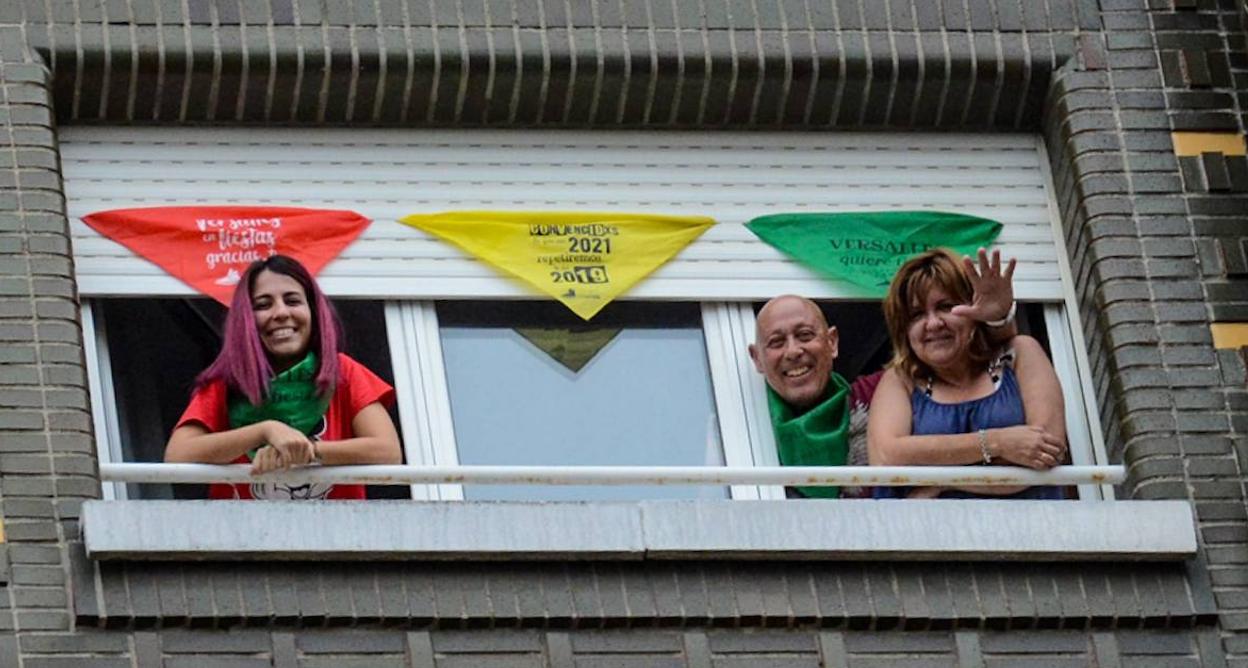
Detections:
[83, 206, 1002, 311]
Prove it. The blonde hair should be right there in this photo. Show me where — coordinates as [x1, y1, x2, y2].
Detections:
[882, 248, 994, 381]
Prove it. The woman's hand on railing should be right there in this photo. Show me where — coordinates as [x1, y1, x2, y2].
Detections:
[251, 420, 316, 473]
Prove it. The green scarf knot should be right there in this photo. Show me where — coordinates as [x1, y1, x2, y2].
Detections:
[227, 353, 332, 459]
[767, 371, 851, 498]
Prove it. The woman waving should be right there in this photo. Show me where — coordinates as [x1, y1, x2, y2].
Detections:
[868, 249, 1067, 499]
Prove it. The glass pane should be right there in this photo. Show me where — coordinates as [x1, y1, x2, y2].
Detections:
[438, 301, 727, 501]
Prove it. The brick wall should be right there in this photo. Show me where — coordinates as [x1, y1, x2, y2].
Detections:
[0, 0, 1245, 665]
[0, 17, 96, 666]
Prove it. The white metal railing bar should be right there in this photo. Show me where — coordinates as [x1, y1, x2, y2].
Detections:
[100, 463, 1124, 487]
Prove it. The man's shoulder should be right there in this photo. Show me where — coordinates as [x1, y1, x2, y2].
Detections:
[849, 369, 885, 410]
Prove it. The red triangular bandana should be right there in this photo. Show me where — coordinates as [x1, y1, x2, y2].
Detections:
[82, 206, 371, 304]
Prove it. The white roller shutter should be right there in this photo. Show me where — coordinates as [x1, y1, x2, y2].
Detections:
[60, 128, 1064, 301]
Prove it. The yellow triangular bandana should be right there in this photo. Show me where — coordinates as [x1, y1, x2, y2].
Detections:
[399, 211, 715, 320]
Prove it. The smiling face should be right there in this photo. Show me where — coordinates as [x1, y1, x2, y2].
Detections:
[905, 285, 976, 373]
[749, 296, 839, 411]
[250, 269, 313, 372]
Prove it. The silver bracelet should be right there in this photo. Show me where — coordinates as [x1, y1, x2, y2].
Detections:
[985, 301, 1017, 328]
[978, 428, 992, 464]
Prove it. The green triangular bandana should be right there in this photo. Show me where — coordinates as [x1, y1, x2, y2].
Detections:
[746, 211, 1003, 296]
[767, 371, 851, 499]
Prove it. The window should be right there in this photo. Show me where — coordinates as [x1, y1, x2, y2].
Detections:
[85, 297, 409, 500]
[437, 301, 726, 501]
[65, 128, 1113, 502]
[68, 128, 1186, 561]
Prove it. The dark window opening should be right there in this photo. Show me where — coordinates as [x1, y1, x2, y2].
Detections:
[750, 301, 1052, 382]
[95, 298, 408, 500]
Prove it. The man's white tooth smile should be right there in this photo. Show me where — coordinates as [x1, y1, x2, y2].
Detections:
[783, 366, 811, 378]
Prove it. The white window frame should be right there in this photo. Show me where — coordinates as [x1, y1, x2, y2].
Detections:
[385, 301, 462, 501]
[82, 301, 128, 501]
[87, 293, 1108, 502]
[384, 299, 772, 501]
[70, 129, 1111, 503]
[1038, 137, 1114, 501]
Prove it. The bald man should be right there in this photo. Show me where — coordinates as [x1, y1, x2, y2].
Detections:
[748, 250, 1018, 498]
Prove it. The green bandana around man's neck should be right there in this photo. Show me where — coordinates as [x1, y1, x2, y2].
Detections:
[766, 371, 851, 498]
[227, 353, 332, 460]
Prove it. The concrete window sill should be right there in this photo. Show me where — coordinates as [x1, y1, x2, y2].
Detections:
[81, 498, 1197, 562]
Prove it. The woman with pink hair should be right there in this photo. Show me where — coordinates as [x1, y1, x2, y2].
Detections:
[164, 255, 401, 500]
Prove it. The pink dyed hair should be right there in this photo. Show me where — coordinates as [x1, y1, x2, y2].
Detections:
[195, 255, 342, 405]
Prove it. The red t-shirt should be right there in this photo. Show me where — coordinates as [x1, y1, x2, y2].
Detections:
[175, 353, 395, 500]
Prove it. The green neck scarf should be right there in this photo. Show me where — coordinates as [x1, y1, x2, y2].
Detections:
[766, 371, 851, 499]
[227, 353, 331, 459]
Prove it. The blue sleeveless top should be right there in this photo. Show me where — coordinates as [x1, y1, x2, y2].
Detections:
[875, 365, 1064, 500]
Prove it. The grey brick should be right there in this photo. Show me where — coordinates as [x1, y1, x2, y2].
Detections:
[12, 587, 68, 608]
[14, 609, 71, 630]
[6, 544, 60, 566]
[163, 659, 272, 668]
[24, 659, 130, 668]
[1115, 630, 1198, 657]
[321, 569, 357, 622]
[372, 567, 408, 621]
[727, 564, 765, 624]
[400, 567, 436, 624]
[865, 567, 903, 625]
[146, 574, 203, 625]
[18, 630, 130, 654]
[162, 631, 274, 654]
[847, 631, 955, 654]
[669, 567, 708, 624]
[0, 427, 47, 462]
[2, 477, 54, 498]
[621, 564, 660, 621]
[695, 565, 739, 622]
[436, 630, 543, 653]
[708, 629, 815, 653]
[0, 631, 17, 668]
[979, 630, 1091, 654]
[891, 565, 931, 624]
[296, 659, 405, 668]
[297, 630, 406, 654]
[504, 569, 545, 622]
[431, 657, 540, 668]
[482, 568, 523, 622]
[3, 497, 56, 518]
[572, 630, 681, 654]
[3, 522, 59, 542]
[1201, 524, 1248, 543]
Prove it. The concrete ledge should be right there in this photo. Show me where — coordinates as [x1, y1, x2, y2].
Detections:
[639, 500, 1197, 561]
[81, 499, 1198, 562]
[83, 501, 643, 560]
